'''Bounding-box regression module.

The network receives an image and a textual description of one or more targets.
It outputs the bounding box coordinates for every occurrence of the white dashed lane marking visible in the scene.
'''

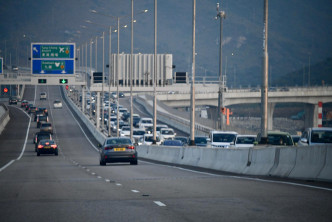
[154,201,166,207]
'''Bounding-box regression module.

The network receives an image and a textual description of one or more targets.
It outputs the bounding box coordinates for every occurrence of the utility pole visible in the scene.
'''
[260,0,269,143]
[189,0,196,146]
[216,2,226,130]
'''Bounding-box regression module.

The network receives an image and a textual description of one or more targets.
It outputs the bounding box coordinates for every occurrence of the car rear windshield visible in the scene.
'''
[133,131,145,135]
[213,134,236,143]
[106,138,132,145]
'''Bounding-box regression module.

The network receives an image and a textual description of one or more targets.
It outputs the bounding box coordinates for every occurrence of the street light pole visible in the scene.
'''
[116,17,120,137]
[189,0,196,146]
[101,31,105,131]
[260,0,269,143]
[216,3,226,131]
[130,0,134,141]
[108,26,112,137]
[152,0,157,144]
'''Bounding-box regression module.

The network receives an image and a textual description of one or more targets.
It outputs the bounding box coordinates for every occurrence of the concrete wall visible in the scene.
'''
[137,145,332,182]
[0,104,10,135]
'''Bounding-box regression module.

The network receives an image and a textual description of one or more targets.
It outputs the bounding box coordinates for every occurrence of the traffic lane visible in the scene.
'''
[90,159,332,221]
[56,92,332,221]
[0,88,180,222]
[0,105,30,167]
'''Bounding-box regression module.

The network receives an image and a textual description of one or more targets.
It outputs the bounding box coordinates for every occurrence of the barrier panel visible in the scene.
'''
[268,147,297,177]
[289,146,327,180]
[242,147,277,176]
[0,104,10,135]
[214,148,249,174]
[317,146,332,181]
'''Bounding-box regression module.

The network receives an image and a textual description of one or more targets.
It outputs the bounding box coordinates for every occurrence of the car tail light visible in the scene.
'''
[38,145,43,149]
[105,146,113,150]
[51,145,57,149]
[45,142,50,145]
[127,146,135,150]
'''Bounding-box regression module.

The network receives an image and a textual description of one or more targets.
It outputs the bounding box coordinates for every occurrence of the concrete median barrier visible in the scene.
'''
[317,146,332,181]
[214,148,249,174]
[242,147,277,176]
[289,146,327,180]
[268,147,297,178]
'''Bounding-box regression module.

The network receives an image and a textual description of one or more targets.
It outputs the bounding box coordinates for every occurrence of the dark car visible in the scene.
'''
[37,139,58,156]
[194,136,209,147]
[99,137,137,166]
[34,132,53,151]
[163,140,183,146]
[9,97,18,105]
[38,107,48,116]
[37,115,49,128]
[21,100,28,108]
[25,103,33,111]
[119,92,125,98]
[175,136,189,146]
[34,110,44,121]
[40,122,53,134]
[28,106,38,114]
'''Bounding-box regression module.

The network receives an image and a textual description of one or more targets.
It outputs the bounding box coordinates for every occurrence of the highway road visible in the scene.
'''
[0,85,332,221]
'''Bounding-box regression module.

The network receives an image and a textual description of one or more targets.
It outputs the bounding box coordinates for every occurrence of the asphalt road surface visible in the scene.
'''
[0,85,332,222]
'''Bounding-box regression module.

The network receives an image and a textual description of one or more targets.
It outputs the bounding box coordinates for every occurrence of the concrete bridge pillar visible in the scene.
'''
[96,92,100,130]
[267,103,276,130]
[304,103,318,129]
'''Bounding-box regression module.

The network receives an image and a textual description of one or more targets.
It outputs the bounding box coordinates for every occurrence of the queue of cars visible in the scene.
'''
[12,92,60,156]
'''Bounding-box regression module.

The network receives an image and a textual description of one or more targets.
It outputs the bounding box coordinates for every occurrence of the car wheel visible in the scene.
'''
[54,149,58,156]
[100,159,106,166]
[130,160,138,165]
[37,151,40,156]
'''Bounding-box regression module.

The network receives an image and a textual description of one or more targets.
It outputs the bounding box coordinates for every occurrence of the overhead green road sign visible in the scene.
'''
[32,44,74,59]
[31,42,75,75]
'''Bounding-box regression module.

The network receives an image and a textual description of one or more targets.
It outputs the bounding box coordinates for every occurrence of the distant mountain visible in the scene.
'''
[0,0,331,88]
[273,57,332,87]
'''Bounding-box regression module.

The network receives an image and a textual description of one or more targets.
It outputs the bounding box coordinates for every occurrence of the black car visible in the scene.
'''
[194,136,209,147]
[37,115,48,128]
[175,136,189,146]
[99,137,137,166]
[34,132,53,151]
[37,139,58,156]
[34,110,44,121]
[38,107,48,116]
[9,97,18,105]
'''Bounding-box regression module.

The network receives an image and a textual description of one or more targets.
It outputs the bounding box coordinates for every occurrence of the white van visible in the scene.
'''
[209,131,238,148]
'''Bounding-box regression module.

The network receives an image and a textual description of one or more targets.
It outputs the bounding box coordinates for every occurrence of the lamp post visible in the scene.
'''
[90,8,148,138]
[216,3,226,131]
[189,0,196,146]
[152,0,157,144]
[260,0,269,143]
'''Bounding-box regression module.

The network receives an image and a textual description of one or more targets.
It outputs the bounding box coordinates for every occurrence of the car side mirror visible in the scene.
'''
[300,138,308,144]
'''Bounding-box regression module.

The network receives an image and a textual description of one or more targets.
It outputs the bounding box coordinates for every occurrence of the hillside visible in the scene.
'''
[0,0,331,87]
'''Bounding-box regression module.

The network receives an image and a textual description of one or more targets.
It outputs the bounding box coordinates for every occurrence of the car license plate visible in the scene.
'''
[114,148,125,151]
[44,146,51,149]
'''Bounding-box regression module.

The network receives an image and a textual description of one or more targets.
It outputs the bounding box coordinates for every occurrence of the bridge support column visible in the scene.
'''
[304,103,318,129]
[267,103,276,131]
[96,92,100,130]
